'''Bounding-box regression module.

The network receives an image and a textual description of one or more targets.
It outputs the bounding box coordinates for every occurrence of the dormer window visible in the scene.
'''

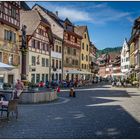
[68,34,70,40]
[85,33,86,39]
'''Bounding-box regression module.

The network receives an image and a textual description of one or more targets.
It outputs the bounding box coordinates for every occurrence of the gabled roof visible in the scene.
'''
[121,38,129,55]
[20,10,53,45]
[74,26,87,36]
[20,10,50,35]
[32,4,63,28]
[38,11,51,26]
[20,1,31,10]
[64,18,73,26]
[74,25,90,42]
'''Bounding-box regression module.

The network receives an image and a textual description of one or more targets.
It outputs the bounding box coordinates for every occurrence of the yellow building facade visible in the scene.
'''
[129,42,135,66]
[81,31,90,72]
[74,26,91,79]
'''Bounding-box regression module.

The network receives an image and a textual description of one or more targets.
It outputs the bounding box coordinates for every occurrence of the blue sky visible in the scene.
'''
[26,1,140,50]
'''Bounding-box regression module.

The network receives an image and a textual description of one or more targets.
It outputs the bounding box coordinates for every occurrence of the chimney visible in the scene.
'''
[56,11,58,16]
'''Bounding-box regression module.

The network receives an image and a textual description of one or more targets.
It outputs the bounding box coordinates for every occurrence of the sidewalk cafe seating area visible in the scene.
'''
[0,92,19,119]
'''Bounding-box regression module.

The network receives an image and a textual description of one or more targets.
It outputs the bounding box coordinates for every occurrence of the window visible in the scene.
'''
[85,33,86,39]
[73,49,76,56]
[82,43,84,49]
[46,74,48,82]
[59,46,61,53]
[12,33,16,42]
[59,74,61,81]
[59,61,61,69]
[56,73,58,80]
[86,44,88,51]
[68,34,70,40]
[46,44,49,51]
[32,56,36,66]
[42,58,45,67]
[35,40,38,48]
[82,54,84,60]
[75,37,77,43]
[72,59,74,65]
[46,58,49,67]
[52,74,54,80]
[4,30,16,42]
[32,39,35,48]
[82,64,83,69]
[66,58,69,63]
[52,59,54,68]
[86,55,88,61]
[67,47,70,54]
[56,45,58,52]
[56,60,58,69]
[42,43,45,51]
[39,28,44,36]
[31,74,35,83]
[36,74,40,83]
[11,8,16,19]
[37,41,40,49]
[126,57,129,62]
[75,60,78,65]
[42,74,45,82]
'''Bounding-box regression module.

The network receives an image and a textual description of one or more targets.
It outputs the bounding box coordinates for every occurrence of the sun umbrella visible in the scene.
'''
[0,62,15,71]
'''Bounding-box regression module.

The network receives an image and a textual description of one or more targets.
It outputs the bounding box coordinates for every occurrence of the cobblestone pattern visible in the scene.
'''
[0,85,140,139]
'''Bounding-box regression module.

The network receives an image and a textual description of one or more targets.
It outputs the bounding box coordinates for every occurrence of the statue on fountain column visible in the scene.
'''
[21,25,27,49]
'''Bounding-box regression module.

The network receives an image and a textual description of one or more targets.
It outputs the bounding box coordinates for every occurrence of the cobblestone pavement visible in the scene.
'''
[0,84,140,139]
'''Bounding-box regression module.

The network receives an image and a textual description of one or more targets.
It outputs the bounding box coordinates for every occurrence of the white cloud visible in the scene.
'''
[26,2,134,25]
[56,7,92,22]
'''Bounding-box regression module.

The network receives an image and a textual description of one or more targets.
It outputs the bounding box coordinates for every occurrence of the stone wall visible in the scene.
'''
[19,90,58,104]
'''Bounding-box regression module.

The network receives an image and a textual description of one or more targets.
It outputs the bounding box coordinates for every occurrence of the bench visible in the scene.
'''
[0,99,18,119]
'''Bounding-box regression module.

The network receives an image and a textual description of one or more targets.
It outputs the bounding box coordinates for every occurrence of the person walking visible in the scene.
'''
[13,79,24,99]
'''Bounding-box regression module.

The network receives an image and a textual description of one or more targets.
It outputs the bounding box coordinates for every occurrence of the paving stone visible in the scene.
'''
[0,84,140,138]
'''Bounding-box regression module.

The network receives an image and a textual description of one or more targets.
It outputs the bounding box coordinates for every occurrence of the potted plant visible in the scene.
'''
[3,83,11,90]
[28,82,39,91]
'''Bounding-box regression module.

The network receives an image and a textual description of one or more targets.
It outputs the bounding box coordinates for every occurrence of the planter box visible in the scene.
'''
[19,90,58,104]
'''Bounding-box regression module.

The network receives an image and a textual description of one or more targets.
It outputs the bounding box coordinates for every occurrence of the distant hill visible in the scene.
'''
[97,47,122,57]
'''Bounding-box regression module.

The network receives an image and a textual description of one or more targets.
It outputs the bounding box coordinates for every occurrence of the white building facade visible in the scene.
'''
[121,39,130,75]
[32,4,64,81]
[51,35,63,81]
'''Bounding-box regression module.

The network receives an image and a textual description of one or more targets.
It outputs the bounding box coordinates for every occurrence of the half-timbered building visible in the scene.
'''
[61,18,82,80]
[20,10,53,84]
[32,4,64,82]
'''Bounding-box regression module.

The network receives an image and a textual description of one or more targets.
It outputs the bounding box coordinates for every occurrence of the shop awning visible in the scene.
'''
[80,71,92,74]
[64,70,92,74]
[64,70,82,74]
[112,73,125,76]
[0,62,15,71]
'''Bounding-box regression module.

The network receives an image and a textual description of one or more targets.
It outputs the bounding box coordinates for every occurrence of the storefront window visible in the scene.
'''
[36,74,40,83]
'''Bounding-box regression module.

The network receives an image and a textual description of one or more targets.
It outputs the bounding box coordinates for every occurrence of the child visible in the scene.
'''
[69,88,76,97]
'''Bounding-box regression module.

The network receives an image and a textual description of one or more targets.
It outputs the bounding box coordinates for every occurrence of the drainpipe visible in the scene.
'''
[49,45,52,83]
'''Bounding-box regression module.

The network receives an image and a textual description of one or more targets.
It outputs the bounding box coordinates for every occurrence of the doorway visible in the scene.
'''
[8,75,14,85]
